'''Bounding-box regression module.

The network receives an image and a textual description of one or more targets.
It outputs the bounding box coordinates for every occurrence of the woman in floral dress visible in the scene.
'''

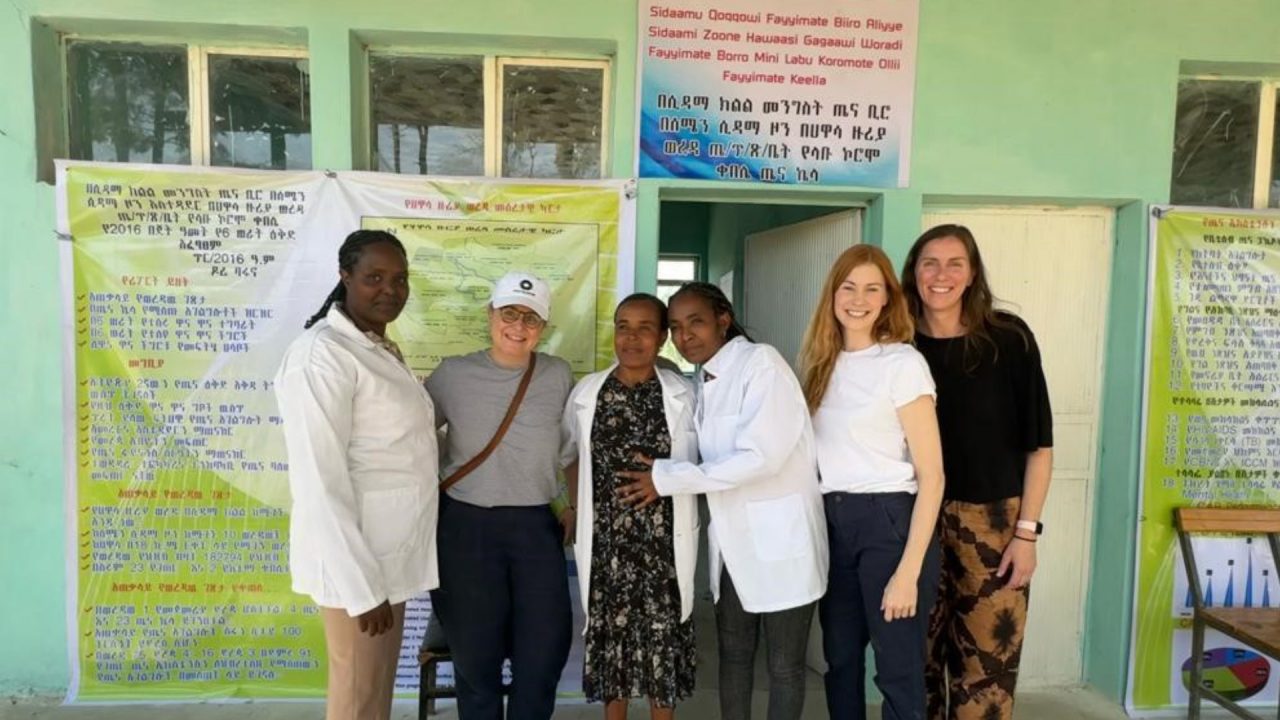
[562,293,699,719]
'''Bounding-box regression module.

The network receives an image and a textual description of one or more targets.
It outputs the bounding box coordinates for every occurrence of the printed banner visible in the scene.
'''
[1127,207,1280,713]
[637,0,918,186]
[57,162,633,702]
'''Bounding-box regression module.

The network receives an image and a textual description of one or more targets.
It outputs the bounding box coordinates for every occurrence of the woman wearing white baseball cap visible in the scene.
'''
[425,270,576,720]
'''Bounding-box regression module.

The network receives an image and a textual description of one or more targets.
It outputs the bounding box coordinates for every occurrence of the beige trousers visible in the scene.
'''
[321,603,407,720]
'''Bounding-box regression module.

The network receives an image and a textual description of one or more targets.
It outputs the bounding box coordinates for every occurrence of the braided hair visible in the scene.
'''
[668,281,752,342]
[304,229,408,329]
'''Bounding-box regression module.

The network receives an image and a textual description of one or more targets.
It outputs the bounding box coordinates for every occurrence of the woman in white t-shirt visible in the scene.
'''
[798,244,945,720]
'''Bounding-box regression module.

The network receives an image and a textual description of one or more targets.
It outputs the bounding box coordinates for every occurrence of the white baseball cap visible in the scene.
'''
[490,271,552,321]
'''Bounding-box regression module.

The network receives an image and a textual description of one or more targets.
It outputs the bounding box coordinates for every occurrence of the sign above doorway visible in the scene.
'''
[636,0,919,188]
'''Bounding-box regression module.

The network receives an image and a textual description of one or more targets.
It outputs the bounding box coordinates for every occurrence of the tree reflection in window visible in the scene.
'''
[209,55,311,170]
[369,55,484,176]
[67,42,190,164]
[502,65,603,179]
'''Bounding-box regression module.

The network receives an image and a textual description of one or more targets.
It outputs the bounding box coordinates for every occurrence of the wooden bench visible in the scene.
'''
[1175,507,1280,720]
[417,647,456,718]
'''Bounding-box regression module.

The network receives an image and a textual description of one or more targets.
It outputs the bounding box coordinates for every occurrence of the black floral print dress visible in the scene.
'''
[583,374,696,706]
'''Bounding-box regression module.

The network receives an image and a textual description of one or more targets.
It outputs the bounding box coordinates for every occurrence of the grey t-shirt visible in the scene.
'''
[425,350,574,507]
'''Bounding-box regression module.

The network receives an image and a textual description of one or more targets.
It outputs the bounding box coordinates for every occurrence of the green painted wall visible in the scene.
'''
[657,201,710,275]
[3,0,1280,700]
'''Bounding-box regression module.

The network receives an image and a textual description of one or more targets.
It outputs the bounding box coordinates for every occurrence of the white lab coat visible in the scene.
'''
[563,366,700,631]
[652,337,828,613]
[274,305,439,616]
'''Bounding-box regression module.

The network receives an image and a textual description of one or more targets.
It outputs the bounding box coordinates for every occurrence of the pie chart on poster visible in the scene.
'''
[1181,647,1271,701]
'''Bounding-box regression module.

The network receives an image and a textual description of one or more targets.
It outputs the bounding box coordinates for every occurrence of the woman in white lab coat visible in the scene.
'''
[274,229,438,720]
[563,293,698,720]
[618,282,828,720]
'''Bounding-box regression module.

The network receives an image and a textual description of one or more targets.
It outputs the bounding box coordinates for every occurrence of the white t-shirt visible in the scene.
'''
[814,342,936,494]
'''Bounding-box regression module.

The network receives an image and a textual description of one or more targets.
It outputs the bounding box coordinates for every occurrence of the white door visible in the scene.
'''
[921,206,1114,688]
[742,209,861,675]
[743,210,861,371]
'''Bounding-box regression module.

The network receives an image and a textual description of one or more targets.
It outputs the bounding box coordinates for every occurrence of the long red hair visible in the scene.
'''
[799,244,914,413]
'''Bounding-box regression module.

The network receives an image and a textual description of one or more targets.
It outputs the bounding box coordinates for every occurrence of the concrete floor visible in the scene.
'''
[0,687,1139,720]
[1,598,1240,720]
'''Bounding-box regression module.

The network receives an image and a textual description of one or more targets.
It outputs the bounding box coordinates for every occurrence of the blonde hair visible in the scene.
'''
[799,244,915,413]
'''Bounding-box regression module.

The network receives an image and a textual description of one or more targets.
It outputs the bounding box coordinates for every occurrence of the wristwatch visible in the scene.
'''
[1016,519,1043,535]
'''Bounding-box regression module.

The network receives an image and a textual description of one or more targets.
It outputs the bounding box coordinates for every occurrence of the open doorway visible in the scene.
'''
[657,197,864,686]
[657,199,865,371]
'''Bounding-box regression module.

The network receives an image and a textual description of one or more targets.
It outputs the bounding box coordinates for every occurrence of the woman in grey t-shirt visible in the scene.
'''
[425,271,575,720]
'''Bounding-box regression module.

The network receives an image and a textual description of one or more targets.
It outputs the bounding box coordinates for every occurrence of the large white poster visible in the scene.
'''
[57,161,632,702]
[1126,207,1280,714]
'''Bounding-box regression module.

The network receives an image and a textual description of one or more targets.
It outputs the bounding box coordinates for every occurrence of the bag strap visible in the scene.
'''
[440,354,537,493]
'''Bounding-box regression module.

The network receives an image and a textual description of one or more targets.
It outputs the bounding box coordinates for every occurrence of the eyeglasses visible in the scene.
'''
[496,306,547,329]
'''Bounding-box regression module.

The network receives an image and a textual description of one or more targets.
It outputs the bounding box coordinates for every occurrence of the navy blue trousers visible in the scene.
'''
[820,492,940,720]
[430,495,572,720]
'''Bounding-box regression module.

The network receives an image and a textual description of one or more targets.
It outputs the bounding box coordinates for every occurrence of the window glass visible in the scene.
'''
[67,41,190,164]
[209,55,311,170]
[502,64,603,179]
[1171,79,1259,208]
[370,55,485,176]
